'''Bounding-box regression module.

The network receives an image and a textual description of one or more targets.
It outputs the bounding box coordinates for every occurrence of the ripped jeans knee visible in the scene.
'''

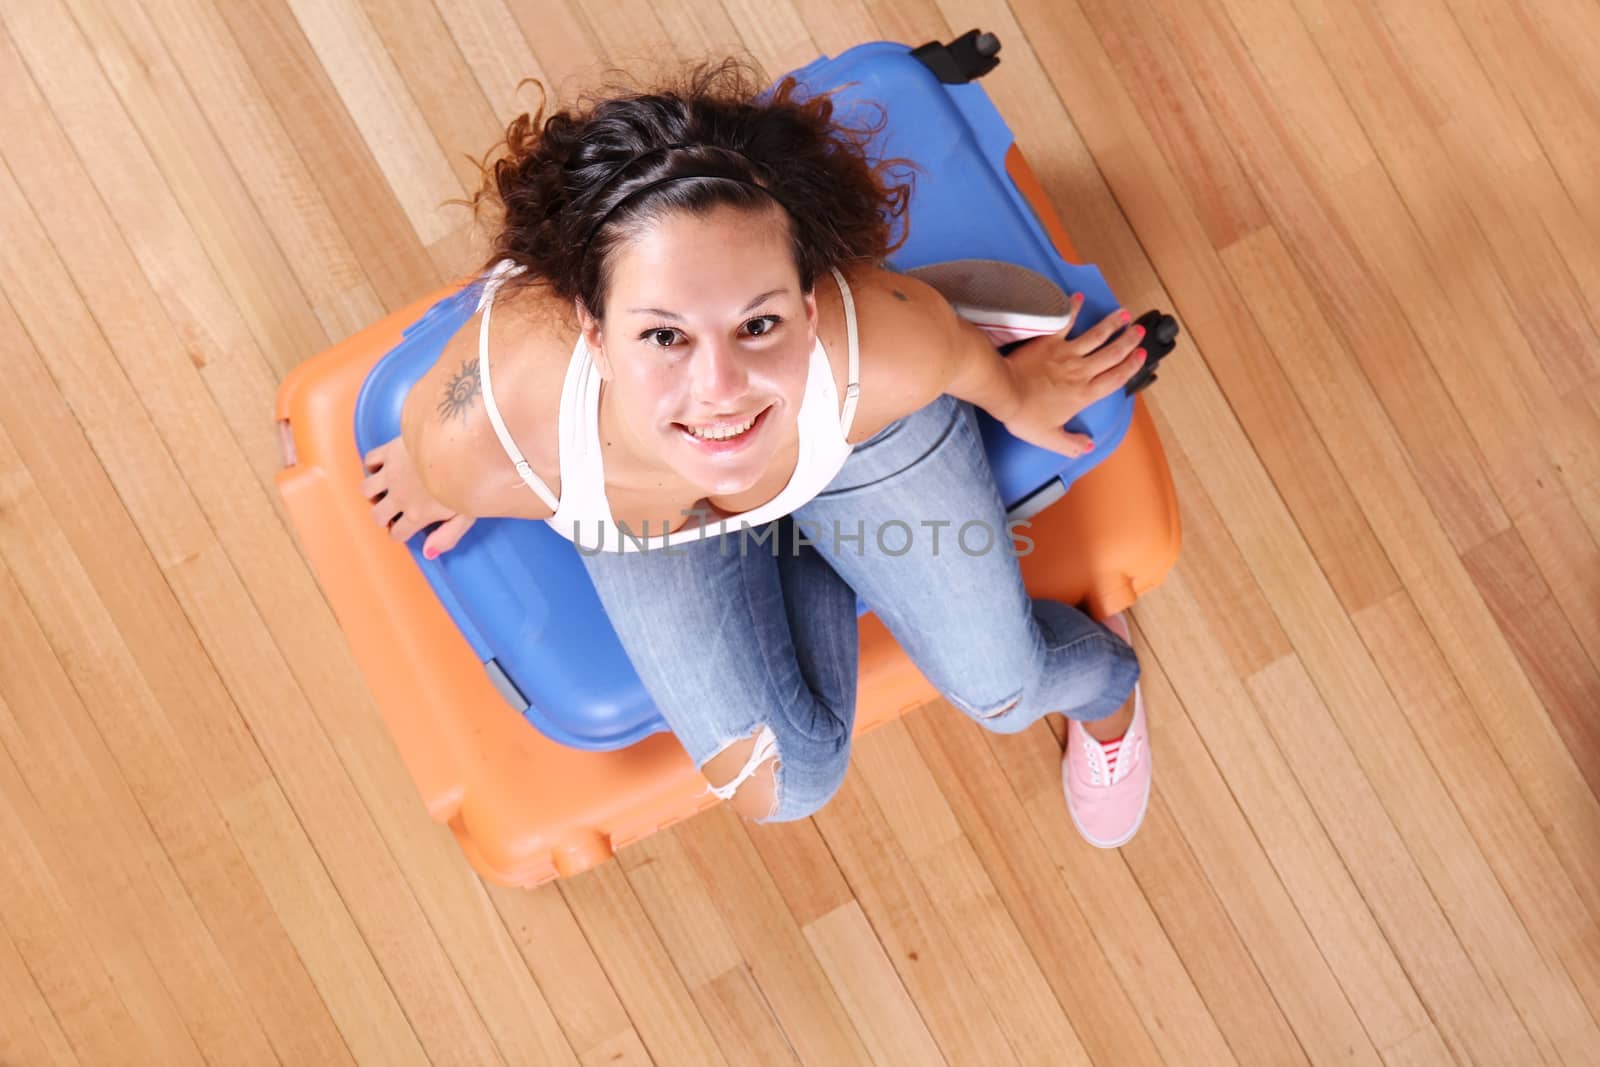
[703,724,781,821]
[701,721,854,823]
[946,688,1038,734]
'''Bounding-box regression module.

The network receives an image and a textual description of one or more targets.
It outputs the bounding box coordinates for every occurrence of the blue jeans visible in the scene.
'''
[579,392,1140,822]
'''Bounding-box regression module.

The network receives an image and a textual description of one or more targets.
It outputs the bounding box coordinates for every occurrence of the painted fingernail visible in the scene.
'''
[424,547,438,560]
[1134,325,1146,338]
[1135,348,1148,360]
[1119,310,1132,324]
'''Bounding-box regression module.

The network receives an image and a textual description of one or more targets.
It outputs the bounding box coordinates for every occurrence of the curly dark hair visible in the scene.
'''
[463,58,914,318]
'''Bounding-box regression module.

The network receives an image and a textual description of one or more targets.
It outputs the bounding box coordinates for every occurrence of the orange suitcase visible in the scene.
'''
[275,34,1181,886]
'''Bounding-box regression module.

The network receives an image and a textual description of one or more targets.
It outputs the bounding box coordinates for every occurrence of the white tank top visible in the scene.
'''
[474,259,861,554]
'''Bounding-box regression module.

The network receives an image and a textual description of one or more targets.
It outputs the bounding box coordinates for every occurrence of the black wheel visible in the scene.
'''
[911,29,1002,84]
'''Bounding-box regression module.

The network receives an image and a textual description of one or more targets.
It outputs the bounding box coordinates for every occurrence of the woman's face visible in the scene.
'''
[582,202,818,498]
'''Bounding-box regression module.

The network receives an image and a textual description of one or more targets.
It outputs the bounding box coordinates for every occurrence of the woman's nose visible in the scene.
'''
[689,340,748,406]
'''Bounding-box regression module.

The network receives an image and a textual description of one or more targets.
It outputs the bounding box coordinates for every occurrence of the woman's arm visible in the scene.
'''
[939,314,1025,423]
[850,269,1144,457]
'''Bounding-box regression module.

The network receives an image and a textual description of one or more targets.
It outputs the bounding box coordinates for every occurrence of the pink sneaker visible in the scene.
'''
[1063,614,1151,849]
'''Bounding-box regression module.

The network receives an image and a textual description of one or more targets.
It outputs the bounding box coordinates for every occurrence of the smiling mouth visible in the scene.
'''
[674,405,772,447]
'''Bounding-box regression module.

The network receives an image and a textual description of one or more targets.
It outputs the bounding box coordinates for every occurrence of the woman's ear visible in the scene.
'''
[575,299,613,381]
[802,286,819,348]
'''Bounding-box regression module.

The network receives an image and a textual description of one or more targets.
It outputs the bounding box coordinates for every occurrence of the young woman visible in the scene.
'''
[361,62,1152,847]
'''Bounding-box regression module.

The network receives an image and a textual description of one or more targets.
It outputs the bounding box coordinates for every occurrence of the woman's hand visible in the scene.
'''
[999,296,1148,458]
[361,435,476,559]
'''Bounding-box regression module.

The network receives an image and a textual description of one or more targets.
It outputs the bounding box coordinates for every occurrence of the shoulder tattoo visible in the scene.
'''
[438,358,482,421]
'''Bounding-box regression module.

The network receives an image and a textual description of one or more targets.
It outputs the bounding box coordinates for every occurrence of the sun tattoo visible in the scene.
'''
[438,358,481,421]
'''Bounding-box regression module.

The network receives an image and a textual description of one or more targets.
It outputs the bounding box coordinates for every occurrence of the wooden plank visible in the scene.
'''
[1045,296,1579,1062]
[1098,0,1512,553]
[1517,0,1600,110]
[1335,140,1594,456]
[812,767,1021,1065]
[1165,432,1308,674]
[694,966,803,1066]
[1556,392,1600,551]
[859,0,949,50]
[504,0,613,100]
[0,297,429,1067]
[674,805,874,1064]
[578,1026,655,1067]
[1217,225,1600,928]
[0,431,363,1067]
[804,901,943,1066]
[1246,654,1588,1064]
[651,0,749,73]
[358,829,582,1063]
[911,832,1092,1065]
[1171,290,1406,623]
[572,0,684,71]
[487,879,641,1062]
[1506,147,1600,347]
[1160,307,1404,624]
[718,0,820,78]
[1274,0,1594,516]
[0,6,297,513]
[432,0,551,126]
[1111,572,1418,1065]
[743,818,856,929]
[0,24,569,1049]
[212,0,446,311]
[850,723,1105,1066]
[0,572,227,1067]
[559,861,730,1065]
[1361,0,1600,394]
[789,0,880,60]
[1581,467,1600,557]
[282,0,466,246]
[0,916,80,1067]
[1462,528,1600,798]
[357,0,509,196]
[1355,588,1600,1028]
[1071,0,1272,250]
[0,100,504,1067]
[0,734,179,1067]
[22,0,332,376]
[1435,0,1600,264]
[0,311,270,804]
[134,0,382,344]
[916,704,1296,1067]
[218,780,437,1066]
[1509,491,1600,704]
[617,830,747,990]
[848,721,964,863]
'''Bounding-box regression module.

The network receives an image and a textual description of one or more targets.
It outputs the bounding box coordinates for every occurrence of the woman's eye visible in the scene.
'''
[744,315,782,337]
[643,328,682,348]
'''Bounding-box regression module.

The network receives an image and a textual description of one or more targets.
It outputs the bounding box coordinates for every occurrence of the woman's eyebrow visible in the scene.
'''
[628,288,789,320]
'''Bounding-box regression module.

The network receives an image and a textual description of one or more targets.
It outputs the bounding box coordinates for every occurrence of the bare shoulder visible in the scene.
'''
[401,286,572,519]
[814,263,963,444]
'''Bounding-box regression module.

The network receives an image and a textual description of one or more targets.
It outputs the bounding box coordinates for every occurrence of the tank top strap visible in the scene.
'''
[827,266,861,437]
[545,334,608,534]
[476,260,561,512]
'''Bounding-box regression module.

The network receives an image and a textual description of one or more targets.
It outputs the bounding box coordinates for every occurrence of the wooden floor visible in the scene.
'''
[2,0,1598,1063]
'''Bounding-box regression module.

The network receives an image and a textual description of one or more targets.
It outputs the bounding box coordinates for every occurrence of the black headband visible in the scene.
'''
[578,144,786,256]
